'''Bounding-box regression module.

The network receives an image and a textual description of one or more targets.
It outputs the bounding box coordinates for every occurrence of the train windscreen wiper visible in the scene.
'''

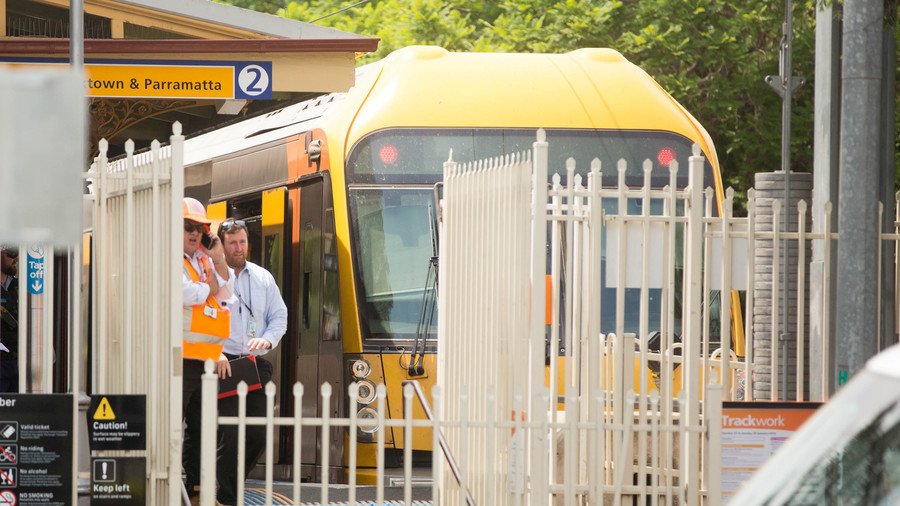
[409,200,439,376]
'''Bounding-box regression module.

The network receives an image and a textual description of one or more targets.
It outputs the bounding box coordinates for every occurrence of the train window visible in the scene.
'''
[345,128,715,190]
[348,187,438,341]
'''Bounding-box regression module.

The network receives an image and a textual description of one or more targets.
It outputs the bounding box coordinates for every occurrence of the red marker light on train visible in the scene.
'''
[379,144,399,165]
[657,147,676,166]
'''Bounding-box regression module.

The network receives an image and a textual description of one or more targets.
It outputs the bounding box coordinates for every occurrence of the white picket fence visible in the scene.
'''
[86,123,185,505]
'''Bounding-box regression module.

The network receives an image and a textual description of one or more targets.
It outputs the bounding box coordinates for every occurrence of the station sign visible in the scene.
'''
[720,401,821,502]
[0,57,272,100]
[90,457,145,504]
[87,395,146,451]
[25,246,43,295]
[0,394,73,506]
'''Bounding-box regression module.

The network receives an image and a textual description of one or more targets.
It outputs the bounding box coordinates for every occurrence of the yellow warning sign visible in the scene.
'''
[93,397,116,420]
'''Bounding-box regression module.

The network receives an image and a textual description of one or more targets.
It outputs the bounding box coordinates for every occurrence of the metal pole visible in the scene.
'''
[810,0,841,400]
[42,246,53,391]
[70,3,88,501]
[879,3,898,352]
[835,0,884,383]
[17,245,26,392]
[765,0,804,400]
[780,0,792,401]
[70,0,83,69]
[27,245,48,393]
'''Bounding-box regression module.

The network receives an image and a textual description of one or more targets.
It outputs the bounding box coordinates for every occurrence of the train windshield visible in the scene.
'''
[346,128,714,342]
[348,187,438,341]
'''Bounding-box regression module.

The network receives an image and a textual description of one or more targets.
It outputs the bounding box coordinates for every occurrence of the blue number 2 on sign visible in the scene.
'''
[245,67,263,93]
[235,63,272,99]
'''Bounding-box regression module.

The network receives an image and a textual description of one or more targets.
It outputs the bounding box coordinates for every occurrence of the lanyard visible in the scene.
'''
[236,270,254,318]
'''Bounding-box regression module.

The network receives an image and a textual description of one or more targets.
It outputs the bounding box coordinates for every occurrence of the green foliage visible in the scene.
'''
[218,0,899,210]
[213,0,287,15]
[611,1,818,197]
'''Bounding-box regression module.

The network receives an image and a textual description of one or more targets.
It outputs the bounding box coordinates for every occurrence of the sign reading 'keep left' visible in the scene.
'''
[91,457,145,504]
[0,58,273,100]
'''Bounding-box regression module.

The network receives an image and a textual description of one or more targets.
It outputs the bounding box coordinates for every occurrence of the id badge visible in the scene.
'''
[204,305,218,319]
[247,319,257,338]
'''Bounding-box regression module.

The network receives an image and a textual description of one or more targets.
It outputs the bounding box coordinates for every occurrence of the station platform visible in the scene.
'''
[242,480,432,505]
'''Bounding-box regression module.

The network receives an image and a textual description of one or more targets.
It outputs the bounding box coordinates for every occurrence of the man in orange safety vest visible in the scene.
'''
[181,197,234,502]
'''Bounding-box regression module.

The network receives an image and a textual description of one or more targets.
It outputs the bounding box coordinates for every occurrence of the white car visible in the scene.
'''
[730,343,900,505]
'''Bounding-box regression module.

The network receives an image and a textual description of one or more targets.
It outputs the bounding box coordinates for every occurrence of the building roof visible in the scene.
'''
[0,37,378,55]
[116,0,367,40]
[0,0,378,157]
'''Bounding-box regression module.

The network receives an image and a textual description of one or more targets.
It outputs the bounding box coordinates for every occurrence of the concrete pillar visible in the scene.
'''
[835,0,884,384]
[752,172,812,401]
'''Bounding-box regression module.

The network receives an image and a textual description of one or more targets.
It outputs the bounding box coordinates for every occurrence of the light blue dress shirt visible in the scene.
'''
[223,261,288,356]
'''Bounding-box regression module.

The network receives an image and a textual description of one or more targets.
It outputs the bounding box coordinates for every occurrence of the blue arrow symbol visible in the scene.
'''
[31,280,42,293]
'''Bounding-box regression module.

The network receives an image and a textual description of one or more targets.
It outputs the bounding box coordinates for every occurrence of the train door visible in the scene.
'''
[297,173,344,482]
[259,189,291,434]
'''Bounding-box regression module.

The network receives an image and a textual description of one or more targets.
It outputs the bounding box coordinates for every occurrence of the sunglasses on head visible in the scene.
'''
[220,218,246,232]
[184,221,208,234]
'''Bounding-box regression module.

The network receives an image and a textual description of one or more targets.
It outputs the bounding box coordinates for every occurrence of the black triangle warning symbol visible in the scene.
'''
[93,397,116,420]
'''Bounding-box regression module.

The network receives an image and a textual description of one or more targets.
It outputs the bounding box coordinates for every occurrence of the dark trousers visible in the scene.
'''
[216,355,274,504]
[182,359,206,496]
[0,356,17,393]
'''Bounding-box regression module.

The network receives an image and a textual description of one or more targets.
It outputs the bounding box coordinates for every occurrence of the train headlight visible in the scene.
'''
[357,406,379,434]
[351,359,371,379]
[355,380,377,404]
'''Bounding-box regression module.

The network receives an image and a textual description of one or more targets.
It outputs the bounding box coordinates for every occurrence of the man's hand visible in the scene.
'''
[247,338,271,352]
[204,234,224,260]
[216,353,231,379]
[205,235,229,281]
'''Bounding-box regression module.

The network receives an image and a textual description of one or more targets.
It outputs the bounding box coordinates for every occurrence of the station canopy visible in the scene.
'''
[0,0,378,156]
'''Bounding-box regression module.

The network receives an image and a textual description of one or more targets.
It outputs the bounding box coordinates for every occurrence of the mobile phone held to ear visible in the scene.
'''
[200,232,215,249]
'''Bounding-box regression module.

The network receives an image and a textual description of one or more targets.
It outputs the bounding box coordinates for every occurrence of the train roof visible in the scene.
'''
[331,46,715,159]
[183,92,344,167]
[183,46,717,167]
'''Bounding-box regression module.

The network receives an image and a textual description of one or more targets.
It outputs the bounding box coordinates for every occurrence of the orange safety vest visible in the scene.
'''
[183,256,230,361]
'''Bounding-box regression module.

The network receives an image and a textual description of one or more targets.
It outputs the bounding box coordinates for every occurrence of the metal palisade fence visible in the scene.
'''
[441,130,721,505]
[87,123,185,505]
[438,130,890,504]
[438,148,534,505]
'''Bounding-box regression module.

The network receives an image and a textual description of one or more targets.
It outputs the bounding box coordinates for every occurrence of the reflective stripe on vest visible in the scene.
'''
[183,257,230,361]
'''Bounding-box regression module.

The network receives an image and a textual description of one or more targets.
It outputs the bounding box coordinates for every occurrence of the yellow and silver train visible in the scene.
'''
[181,45,738,482]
